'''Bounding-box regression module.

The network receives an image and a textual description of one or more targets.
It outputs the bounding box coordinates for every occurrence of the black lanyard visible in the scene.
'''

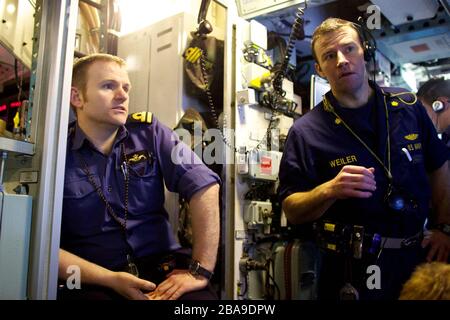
[76,143,139,276]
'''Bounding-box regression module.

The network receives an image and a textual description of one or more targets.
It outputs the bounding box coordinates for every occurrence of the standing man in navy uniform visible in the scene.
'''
[279,18,450,299]
[59,53,220,300]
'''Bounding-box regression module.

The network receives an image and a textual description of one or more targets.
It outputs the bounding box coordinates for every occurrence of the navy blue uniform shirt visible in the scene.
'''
[443,126,450,152]
[61,112,220,270]
[279,82,449,238]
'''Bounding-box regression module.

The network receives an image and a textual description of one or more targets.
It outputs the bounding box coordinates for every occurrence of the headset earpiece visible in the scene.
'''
[363,40,376,62]
[432,100,444,113]
[354,18,376,62]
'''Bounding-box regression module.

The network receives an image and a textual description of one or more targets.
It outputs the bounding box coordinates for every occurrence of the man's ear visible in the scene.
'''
[70,87,83,108]
[315,62,325,79]
[437,96,450,110]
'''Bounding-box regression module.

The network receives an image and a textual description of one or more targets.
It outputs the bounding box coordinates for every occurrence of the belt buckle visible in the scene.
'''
[400,231,423,248]
[400,236,418,248]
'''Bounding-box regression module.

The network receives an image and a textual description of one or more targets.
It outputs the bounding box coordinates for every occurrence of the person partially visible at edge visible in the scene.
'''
[58,53,220,300]
[399,262,450,300]
[417,77,450,150]
[278,18,450,300]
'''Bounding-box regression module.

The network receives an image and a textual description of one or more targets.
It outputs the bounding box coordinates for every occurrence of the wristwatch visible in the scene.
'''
[189,260,213,280]
[435,223,450,237]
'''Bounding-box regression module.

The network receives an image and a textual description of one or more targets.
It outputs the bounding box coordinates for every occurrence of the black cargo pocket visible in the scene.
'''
[393,142,426,181]
[391,141,428,215]
[63,175,104,236]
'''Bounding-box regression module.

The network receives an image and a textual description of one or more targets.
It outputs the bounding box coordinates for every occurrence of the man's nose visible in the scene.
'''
[115,87,128,100]
[336,50,349,67]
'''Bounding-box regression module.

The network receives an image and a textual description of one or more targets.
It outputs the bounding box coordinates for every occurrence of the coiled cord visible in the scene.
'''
[199,50,239,153]
[272,4,307,96]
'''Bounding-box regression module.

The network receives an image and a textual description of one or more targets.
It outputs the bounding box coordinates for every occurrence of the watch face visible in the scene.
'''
[189,260,213,279]
[189,261,199,275]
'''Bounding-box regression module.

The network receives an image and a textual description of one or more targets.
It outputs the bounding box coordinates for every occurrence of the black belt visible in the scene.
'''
[121,249,191,283]
[368,232,422,249]
[313,221,423,259]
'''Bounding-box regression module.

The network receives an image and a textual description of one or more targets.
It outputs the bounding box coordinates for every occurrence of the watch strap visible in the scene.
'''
[435,223,450,236]
[189,259,213,280]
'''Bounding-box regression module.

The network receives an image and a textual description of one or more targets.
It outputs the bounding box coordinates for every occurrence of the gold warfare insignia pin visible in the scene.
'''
[404,133,419,141]
[125,150,152,166]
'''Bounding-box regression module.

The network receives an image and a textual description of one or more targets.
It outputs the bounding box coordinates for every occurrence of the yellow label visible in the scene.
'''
[324,223,336,232]
[249,71,271,89]
[327,243,337,251]
[407,143,422,151]
[13,111,20,128]
[329,155,358,168]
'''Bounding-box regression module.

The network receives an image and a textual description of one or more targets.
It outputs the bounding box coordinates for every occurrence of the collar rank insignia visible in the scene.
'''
[128,111,153,124]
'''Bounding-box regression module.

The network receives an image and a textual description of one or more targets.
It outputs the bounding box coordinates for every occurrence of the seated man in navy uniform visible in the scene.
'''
[279,18,450,300]
[58,53,220,300]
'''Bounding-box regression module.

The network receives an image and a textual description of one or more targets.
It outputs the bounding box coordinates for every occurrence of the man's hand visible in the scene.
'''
[108,272,156,300]
[422,230,450,262]
[327,165,376,199]
[146,269,208,300]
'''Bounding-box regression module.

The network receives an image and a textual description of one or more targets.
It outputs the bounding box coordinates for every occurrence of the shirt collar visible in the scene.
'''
[444,125,450,136]
[71,122,129,151]
[326,81,380,111]
[71,122,89,151]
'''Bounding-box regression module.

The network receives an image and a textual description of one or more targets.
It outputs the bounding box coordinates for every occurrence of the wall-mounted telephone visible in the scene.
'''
[196,0,213,36]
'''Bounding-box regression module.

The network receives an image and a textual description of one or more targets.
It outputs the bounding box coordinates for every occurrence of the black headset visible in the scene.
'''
[353,17,377,62]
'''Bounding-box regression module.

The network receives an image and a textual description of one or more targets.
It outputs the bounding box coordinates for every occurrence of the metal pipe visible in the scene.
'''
[0,151,7,189]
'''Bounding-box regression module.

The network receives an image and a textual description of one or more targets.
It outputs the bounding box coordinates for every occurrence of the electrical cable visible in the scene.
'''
[199,51,238,154]
[198,3,306,157]
[272,4,306,96]
[14,59,24,101]
[267,259,281,300]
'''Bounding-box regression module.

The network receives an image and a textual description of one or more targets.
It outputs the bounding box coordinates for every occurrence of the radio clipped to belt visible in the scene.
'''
[313,221,382,259]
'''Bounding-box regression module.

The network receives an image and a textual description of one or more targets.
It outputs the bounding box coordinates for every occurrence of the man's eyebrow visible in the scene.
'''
[100,78,118,83]
[99,79,131,86]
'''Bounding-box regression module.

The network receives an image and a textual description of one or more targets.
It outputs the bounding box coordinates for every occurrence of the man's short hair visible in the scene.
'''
[399,262,450,300]
[72,53,126,96]
[417,78,450,106]
[311,18,362,63]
